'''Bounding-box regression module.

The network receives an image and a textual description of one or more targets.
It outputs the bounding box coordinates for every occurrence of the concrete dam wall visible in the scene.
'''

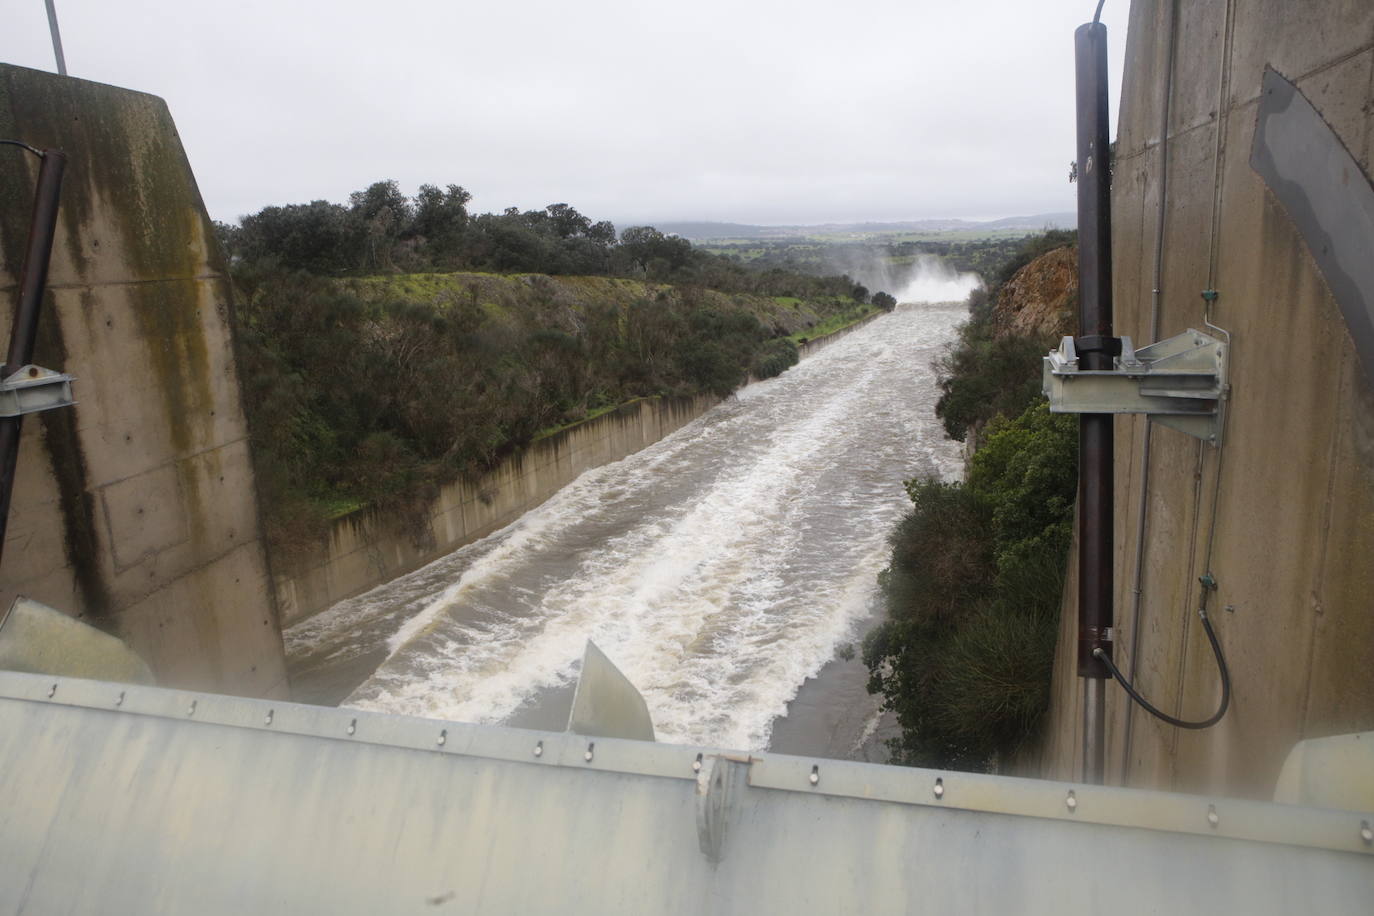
[1038,0,1374,798]
[0,65,288,697]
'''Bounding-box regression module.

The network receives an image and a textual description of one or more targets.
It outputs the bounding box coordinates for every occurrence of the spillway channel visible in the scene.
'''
[286,301,965,752]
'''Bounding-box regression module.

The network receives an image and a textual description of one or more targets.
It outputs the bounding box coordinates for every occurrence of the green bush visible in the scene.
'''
[934,322,1048,442]
[751,338,800,379]
[865,401,1077,770]
[933,230,1077,443]
[886,478,994,621]
[968,403,1078,575]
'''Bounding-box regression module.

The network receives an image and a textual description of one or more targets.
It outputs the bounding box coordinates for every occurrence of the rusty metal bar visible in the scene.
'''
[1074,21,1114,784]
[0,147,67,570]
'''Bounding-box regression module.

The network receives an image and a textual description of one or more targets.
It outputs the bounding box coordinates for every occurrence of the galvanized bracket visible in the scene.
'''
[0,364,75,418]
[1043,328,1227,444]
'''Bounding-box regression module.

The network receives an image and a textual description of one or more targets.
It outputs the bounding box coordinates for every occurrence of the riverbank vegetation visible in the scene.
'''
[865,230,1078,770]
[223,180,896,557]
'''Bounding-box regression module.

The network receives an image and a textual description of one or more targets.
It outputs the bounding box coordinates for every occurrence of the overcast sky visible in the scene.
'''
[3,0,1127,228]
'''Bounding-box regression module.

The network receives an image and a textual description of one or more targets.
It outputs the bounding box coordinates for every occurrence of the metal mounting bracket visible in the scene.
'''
[0,364,75,418]
[696,755,749,864]
[1043,329,1227,444]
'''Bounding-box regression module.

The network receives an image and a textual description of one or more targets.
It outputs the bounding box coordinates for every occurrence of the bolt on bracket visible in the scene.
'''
[0,364,75,418]
[1043,328,1227,444]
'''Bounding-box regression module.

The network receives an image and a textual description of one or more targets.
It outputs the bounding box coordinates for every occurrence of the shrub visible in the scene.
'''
[866,401,1077,770]
[933,230,1077,443]
[751,338,800,379]
[934,322,1048,442]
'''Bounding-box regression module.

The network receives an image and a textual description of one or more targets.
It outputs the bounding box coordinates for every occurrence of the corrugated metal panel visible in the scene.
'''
[0,671,1369,914]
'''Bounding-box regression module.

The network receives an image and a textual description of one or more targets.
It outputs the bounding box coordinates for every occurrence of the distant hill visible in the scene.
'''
[655,213,1076,241]
[977,212,1077,230]
[647,221,774,239]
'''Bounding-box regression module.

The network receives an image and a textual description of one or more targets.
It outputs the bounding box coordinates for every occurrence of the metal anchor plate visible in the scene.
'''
[1043,329,1227,443]
[0,364,75,418]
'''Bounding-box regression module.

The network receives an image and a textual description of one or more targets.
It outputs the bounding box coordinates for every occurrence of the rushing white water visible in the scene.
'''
[895,254,982,304]
[285,301,965,750]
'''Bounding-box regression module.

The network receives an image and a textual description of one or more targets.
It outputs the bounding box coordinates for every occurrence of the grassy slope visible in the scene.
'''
[345,272,857,339]
[241,270,869,553]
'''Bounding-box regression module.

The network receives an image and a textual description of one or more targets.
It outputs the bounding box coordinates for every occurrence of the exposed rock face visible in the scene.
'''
[992,245,1077,339]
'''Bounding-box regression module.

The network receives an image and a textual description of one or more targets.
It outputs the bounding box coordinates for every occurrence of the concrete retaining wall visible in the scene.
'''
[0,65,287,697]
[1037,0,1374,798]
[274,395,718,627]
[796,309,883,359]
[275,310,888,628]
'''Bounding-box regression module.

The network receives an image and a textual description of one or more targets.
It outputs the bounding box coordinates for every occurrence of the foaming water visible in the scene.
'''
[896,254,982,304]
[286,302,965,750]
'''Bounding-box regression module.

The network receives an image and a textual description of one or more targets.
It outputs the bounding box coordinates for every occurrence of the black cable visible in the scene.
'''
[1093,608,1231,729]
[0,139,45,158]
[1093,0,1107,24]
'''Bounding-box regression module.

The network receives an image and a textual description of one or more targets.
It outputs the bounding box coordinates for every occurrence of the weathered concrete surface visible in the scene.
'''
[1039,0,1374,797]
[0,65,287,698]
[274,394,719,627]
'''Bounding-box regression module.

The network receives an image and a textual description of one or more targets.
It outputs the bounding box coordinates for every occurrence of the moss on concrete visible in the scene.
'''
[131,279,215,455]
[32,299,112,623]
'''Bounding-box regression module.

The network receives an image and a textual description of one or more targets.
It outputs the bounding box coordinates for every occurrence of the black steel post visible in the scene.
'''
[1074,22,1114,783]
[0,149,67,571]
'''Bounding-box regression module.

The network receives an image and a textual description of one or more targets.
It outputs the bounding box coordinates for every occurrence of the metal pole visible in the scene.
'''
[0,149,67,571]
[1074,21,1114,784]
[44,0,68,76]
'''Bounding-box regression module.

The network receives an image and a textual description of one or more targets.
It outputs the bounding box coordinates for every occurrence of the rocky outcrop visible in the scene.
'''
[992,245,1077,339]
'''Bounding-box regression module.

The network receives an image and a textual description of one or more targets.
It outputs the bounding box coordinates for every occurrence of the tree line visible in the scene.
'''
[215,179,880,304]
[222,180,898,558]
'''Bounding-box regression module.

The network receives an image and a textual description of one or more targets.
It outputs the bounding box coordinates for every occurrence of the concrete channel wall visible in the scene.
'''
[0,65,288,697]
[275,310,885,628]
[1038,0,1374,798]
[274,395,718,627]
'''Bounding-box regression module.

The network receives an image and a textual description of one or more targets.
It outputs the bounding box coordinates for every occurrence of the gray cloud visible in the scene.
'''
[3,0,1127,226]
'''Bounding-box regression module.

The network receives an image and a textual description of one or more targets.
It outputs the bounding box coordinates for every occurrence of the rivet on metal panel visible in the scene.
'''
[809,765,820,786]
[933,777,945,799]
[1359,821,1371,845]
[584,742,595,762]
[437,729,447,747]
[264,710,274,726]
[46,682,56,698]
[1066,790,1078,812]
[115,691,124,707]
[533,740,543,758]
[1207,805,1220,827]
[187,700,197,717]
[693,752,703,773]
[347,718,356,736]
